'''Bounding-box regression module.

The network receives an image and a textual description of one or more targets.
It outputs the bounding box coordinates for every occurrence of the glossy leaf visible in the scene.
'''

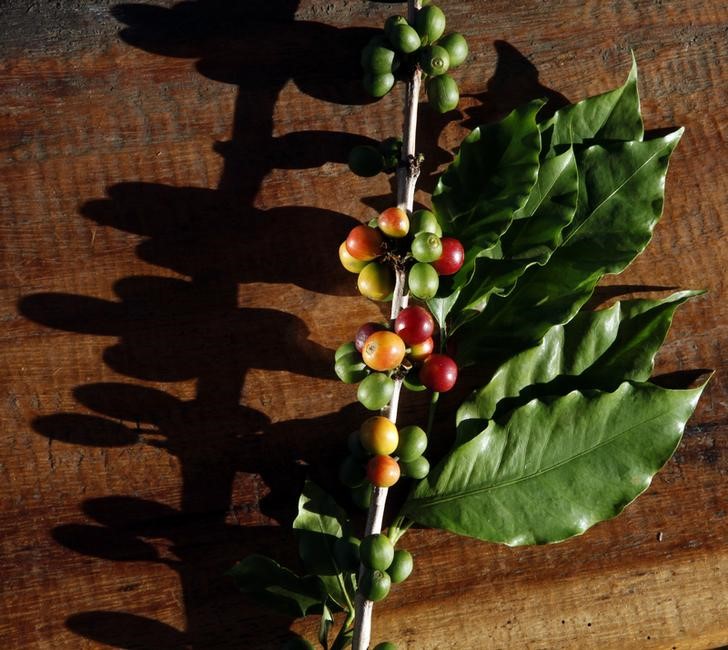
[540,55,643,158]
[228,554,324,617]
[456,129,683,363]
[456,291,702,442]
[404,381,705,545]
[432,100,542,250]
[452,148,578,321]
[293,480,354,610]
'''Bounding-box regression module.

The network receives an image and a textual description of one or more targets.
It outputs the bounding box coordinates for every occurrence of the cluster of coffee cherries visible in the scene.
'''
[340,416,430,510]
[334,530,414,609]
[335,303,458,410]
[338,206,465,301]
[360,4,468,113]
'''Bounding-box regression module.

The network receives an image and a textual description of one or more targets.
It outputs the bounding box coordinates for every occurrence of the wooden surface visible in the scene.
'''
[1,1,726,648]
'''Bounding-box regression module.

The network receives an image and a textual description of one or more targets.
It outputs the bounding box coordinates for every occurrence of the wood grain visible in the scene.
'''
[0,1,726,648]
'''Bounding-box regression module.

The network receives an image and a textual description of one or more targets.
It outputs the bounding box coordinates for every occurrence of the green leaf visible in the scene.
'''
[228,554,324,617]
[432,100,542,250]
[456,291,702,440]
[404,381,705,545]
[540,54,643,157]
[293,480,354,610]
[456,129,683,362]
[452,148,578,321]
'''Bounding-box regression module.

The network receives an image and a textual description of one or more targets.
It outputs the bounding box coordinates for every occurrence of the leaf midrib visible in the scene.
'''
[409,408,666,510]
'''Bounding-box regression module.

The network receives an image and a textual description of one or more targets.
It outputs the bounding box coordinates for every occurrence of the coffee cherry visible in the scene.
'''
[431,237,465,275]
[358,262,395,301]
[412,232,443,263]
[346,225,384,261]
[360,416,399,456]
[373,643,397,650]
[358,372,395,411]
[384,15,408,40]
[355,322,387,353]
[420,45,450,77]
[361,39,399,75]
[281,637,314,650]
[339,241,369,273]
[388,549,414,583]
[363,72,396,98]
[400,455,430,479]
[395,425,428,462]
[378,207,410,238]
[388,23,421,54]
[335,341,357,361]
[367,455,401,487]
[360,533,394,571]
[408,336,434,362]
[426,74,459,113]
[348,429,369,458]
[410,209,442,236]
[379,137,403,172]
[438,32,468,67]
[339,454,367,488]
[414,4,446,45]
[362,331,406,371]
[348,145,384,177]
[408,262,439,299]
[351,481,372,509]
[335,351,369,384]
[420,353,458,392]
[394,305,435,345]
[359,568,391,602]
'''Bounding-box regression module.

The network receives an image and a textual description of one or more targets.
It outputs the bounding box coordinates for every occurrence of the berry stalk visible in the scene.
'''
[352,2,422,648]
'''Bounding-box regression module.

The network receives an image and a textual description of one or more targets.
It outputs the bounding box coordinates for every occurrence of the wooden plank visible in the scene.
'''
[0,0,726,648]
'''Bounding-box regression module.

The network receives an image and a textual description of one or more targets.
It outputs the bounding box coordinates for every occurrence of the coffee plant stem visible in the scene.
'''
[352,2,422,648]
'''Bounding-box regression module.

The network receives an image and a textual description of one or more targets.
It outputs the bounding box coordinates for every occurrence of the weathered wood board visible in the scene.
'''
[0,1,726,648]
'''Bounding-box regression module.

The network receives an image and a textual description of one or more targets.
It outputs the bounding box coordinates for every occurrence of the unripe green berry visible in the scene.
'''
[408,262,439,299]
[401,455,430,479]
[426,74,459,113]
[351,481,372,509]
[411,209,442,236]
[412,231,443,263]
[420,45,450,76]
[388,549,414,584]
[361,40,399,75]
[384,15,408,40]
[334,351,369,384]
[359,568,391,602]
[363,72,396,98]
[374,644,397,650]
[281,637,314,650]
[358,372,395,410]
[388,23,421,54]
[339,454,366,488]
[414,5,446,45]
[395,425,428,462]
[335,341,357,361]
[438,32,469,68]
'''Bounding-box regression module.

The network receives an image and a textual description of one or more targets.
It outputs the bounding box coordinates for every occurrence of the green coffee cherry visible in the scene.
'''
[395,425,428,462]
[420,45,450,76]
[438,32,468,67]
[348,145,384,177]
[414,4,446,45]
[361,40,399,75]
[403,373,427,392]
[388,23,421,54]
[348,429,369,458]
[412,232,443,263]
[358,372,395,410]
[409,262,439,299]
[384,15,408,40]
[359,569,391,602]
[401,455,430,479]
[360,533,394,571]
[411,209,442,236]
[374,644,397,650]
[335,341,357,361]
[388,549,414,584]
[364,72,396,98]
[335,351,369,384]
[339,454,367,488]
[426,74,459,113]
